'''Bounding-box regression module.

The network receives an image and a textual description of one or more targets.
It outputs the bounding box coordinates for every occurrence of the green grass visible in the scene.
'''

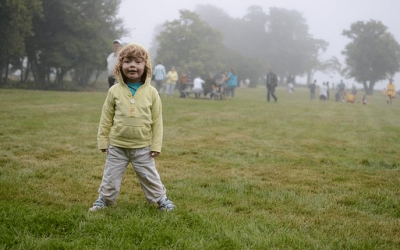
[0,86,399,249]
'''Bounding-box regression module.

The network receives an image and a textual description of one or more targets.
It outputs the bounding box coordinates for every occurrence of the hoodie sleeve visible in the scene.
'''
[150,89,163,152]
[97,90,115,149]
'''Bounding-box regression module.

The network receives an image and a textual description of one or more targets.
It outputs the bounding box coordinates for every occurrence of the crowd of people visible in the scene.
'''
[307,79,397,105]
[150,61,239,100]
[107,40,397,105]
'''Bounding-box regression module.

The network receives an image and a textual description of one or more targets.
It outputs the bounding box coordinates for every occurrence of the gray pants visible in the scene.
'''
[97,145,166,205]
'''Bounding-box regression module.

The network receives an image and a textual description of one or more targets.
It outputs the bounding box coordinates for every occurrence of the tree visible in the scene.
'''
[194,5,267,86]
[156,10,224,76]
[307,56,342,84]
[25,0,125,88]
[265,8,328,83]
[342,20,400,95]
[0,0,42,85]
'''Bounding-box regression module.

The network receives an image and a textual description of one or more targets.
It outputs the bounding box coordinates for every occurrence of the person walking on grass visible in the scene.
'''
[266,68,278,102]
[89,43,175,212]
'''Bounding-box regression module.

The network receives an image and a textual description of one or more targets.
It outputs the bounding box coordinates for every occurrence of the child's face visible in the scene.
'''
[122,57,145,83]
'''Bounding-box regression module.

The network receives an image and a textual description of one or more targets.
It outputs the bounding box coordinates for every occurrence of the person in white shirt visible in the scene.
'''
[192,76,205,99]
[106,39,122,88]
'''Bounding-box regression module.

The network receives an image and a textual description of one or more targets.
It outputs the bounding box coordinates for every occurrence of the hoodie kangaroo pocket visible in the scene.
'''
[117,125,150,139]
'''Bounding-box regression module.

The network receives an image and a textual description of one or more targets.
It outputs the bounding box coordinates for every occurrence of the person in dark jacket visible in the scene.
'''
[266,68,278,102]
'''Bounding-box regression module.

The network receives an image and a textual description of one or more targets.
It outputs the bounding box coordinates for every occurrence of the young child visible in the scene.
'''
[89,43,175,212]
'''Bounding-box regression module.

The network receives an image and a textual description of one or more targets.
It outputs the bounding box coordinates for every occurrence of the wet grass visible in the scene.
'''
[1,87,399,249]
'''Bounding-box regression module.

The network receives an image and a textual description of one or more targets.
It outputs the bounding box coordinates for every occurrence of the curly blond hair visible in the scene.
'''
[113,43,153,83]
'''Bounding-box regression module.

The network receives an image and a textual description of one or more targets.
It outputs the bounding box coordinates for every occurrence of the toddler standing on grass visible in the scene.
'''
[89,43,175,212]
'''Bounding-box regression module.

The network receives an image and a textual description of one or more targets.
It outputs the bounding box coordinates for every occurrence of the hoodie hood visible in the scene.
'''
[113,43,153,86]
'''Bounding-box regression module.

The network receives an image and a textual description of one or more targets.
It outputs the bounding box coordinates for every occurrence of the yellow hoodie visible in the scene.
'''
[97,44,163,152]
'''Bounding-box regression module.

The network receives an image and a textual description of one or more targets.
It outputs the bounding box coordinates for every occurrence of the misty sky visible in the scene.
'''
[118,0,400,89]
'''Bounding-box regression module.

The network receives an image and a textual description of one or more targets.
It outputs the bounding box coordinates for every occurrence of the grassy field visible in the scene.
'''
[0,85,399,249]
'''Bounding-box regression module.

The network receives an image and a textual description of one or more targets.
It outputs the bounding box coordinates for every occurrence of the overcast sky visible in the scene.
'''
[118,0,400,89]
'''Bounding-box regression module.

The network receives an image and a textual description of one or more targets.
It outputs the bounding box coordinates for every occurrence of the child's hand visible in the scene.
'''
[150,151,160,158]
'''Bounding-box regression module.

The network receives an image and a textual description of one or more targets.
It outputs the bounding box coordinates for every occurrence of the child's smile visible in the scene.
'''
[122,57,145,82]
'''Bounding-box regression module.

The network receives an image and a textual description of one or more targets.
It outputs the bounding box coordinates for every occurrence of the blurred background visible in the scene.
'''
[1,0,399,93]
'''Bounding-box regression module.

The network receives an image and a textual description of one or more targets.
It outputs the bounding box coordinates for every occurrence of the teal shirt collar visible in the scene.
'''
[126,82,142,96]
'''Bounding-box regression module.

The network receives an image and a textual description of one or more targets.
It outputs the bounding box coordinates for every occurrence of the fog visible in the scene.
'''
[118,0,400,90]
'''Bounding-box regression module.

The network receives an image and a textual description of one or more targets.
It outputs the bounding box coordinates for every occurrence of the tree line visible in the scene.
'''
[0,0,125,89]
[1,2,399,94]
[154,5,400,94]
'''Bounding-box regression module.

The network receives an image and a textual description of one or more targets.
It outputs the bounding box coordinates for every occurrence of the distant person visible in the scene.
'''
[245,78,250,87]
[226,68,237,99]
[326,81,330,100]
[185,66,192,85]
[361,94,368,105]
[203,73,216,98]
[165,66,178,97]
[287,74,294,94]
[214,70,223,85]
[386,80,396,105]
[219,72,228,93]
[346,93,356,104]
[179,72,188,98]
[338,80,346,101]
[266,68,278,102]
[319,82,328,101]
[153,60,166,94]
[89,43,175,212]
[106,39,122,88]
[308,80,316,101]
[192,75,205,99]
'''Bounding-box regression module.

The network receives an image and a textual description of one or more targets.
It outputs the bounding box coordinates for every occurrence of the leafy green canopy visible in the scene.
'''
[0,0,42,85]
[0,0,126,88]
[342,20,400,94]
[156,10,224,77]
[193,5,328,85]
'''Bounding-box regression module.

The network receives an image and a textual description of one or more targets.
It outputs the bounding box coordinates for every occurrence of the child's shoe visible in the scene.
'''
[158,197,175,211]
[88,198,107,212]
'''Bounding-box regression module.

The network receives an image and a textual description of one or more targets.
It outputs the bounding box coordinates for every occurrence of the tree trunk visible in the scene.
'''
[90,69,102,87]
[23,60,30,82]
[4,56,9,85]
[368,81,375,95]
[362,81,375,95]
[362,81,368,94]
[306,70,314,85]
[56,68,66,87]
